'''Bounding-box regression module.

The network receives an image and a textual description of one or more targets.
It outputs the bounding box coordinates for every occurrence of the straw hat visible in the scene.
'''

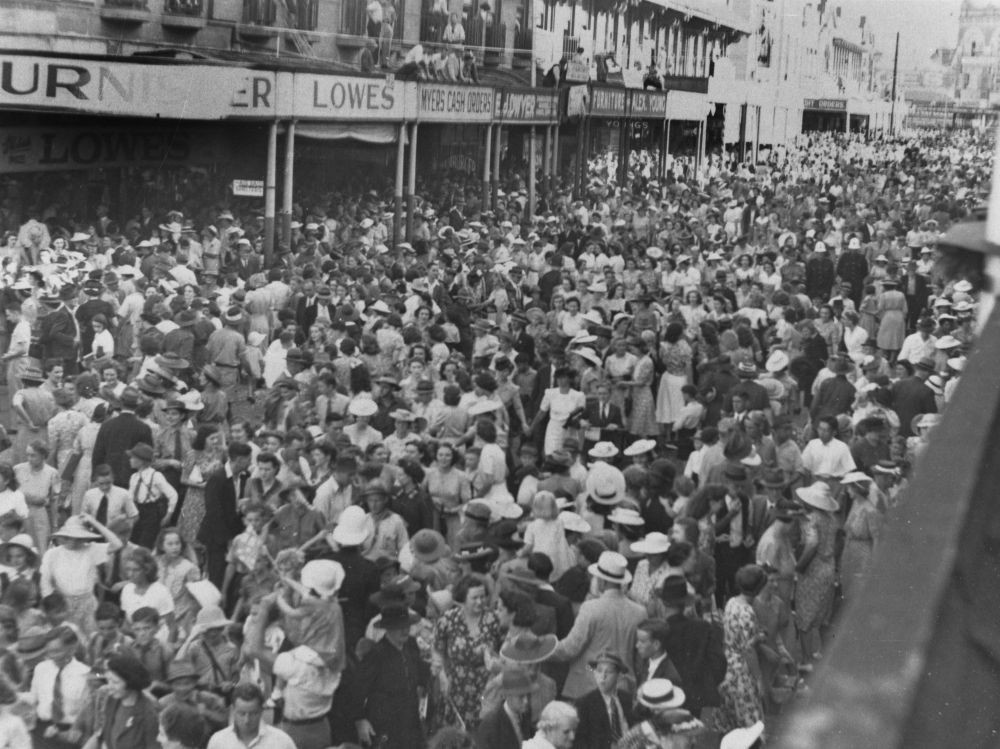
[637,678,686,710]
[559,511,591,534]
[410,529,450,564]
[608,507,644,526]
[795,482,839,513]
[721,722,765,749]
[190,606,232,635]
[587,441,619,460]
[500,632,558,664]
[585,462,626,505]
[623,439,656,457]
[348,398,378,417]
[296,560,346,600]
[588,550,632,584]
[0,534,38,564]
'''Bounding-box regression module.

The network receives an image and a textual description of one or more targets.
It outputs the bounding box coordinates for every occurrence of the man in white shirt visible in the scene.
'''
[898,317,938,365]
[81,465,139,528]
[28,626,91,746]
[635,620,682,687]
[801,415,856,481]
[208,683,295,749]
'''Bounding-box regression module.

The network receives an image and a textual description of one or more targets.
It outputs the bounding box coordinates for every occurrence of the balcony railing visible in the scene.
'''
[165,0,203,16]
[104,0,148,8]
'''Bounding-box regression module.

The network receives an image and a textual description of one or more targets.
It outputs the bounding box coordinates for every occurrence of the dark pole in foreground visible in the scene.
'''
[889,31,900,133]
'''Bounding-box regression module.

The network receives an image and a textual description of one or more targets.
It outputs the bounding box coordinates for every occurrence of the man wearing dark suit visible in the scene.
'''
[295,279,320,336]
[75,281,116,357]
[660,578,726,718]
[891,359,938,439]
[581,382,623,453]
[38,287,81,373]
[572,651,634,749]
[91,387,154,489]
[477,668,536,749]
[197,442,254,589]
[635,619,684,688]
[234,240,261,282]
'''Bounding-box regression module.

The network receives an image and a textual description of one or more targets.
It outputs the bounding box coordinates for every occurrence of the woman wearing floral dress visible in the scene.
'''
[839,473,884,602]
[68,403,108,514]
[432,573,503,732]
[714,564,767,733]
[793,482,839,665]
[178,426,224,547]
[625,338,658,438]
[47,389,88,511]
[655,322,693,439]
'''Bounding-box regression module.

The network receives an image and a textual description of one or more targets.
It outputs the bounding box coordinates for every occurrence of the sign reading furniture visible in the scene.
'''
[0,55,275,119]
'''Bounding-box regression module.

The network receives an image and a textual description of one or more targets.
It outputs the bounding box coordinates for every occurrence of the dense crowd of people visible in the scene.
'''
[0,126,990,749]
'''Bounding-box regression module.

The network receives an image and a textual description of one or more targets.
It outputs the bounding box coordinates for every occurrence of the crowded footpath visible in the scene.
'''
[0,127,988,749]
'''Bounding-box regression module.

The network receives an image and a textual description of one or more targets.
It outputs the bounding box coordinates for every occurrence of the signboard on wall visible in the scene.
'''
[0,126,232,173]
[232,179,264,197]
[628,90,668,119]
[292,75,411,120]
[417,84,493,122]
[0,55,275,119]
[494,89,558,123]
[589,86,626,117]
[565,60,590,83]
[803,98,847,111]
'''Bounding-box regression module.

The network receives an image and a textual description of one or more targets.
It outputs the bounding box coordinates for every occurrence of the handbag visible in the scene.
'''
[61,451,83,482]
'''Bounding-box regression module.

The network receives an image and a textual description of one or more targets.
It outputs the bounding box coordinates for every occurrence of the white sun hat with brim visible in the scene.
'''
[607,507,644,526]
[720,721,765,749]
[330,506,371,547]
[585,462,626,505]
[587,441,619,460]
[795,481,839,513]
[841,471,873,486]
[348,398,378,417]
[636,678,686,710]
[630,532,671,556]
[623,439,656,456]
[559,511,591,534]
[588,550,632,585]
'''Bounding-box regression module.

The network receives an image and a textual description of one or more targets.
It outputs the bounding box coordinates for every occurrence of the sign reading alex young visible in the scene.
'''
[418,84,493,122]
[0,55,274,119]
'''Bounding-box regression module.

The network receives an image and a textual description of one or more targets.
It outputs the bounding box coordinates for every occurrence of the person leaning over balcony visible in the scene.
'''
[443,12,465,47]
[365,0,383,39]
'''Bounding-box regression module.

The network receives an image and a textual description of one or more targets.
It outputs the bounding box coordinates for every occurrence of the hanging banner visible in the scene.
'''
[417,83,493,122]
[0,54,275,119]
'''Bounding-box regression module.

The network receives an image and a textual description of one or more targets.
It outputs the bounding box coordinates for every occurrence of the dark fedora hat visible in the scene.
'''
[375,604,420,630]
[659,576,693,606]
[587,650,630,674]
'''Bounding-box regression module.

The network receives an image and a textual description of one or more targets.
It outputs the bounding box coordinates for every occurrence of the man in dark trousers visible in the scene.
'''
[91,387,153,489]
[581,382,623,454]
[659,577,726,719]
[355,605,429,749]
[198,442,254,588]
[38,285,81,374]
[75,279,116,357]
[572,651,634,749]
[477,667,538,749]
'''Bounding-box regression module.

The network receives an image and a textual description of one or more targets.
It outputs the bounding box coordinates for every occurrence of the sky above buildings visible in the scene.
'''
[837,0,962,68]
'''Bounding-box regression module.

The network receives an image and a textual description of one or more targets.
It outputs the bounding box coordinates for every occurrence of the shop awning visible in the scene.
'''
[667,90,712,121]
[290,122,402,144]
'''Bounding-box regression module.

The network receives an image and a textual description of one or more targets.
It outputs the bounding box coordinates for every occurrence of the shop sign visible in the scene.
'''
[0,55,274,119]
[0,126,227,173]
[803,98,847,111]
[495,89,557,123]
[589,86,626,117]
[417,84,493,122]
[629,90,667,119]
[232,179,265,197]
[293,74,410,120]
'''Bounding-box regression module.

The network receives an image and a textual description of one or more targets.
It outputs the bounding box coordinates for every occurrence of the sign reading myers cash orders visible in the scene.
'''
[0,55,274,119]
[295,74,410,120]
[494,89,557,123]
[418,84,493,122]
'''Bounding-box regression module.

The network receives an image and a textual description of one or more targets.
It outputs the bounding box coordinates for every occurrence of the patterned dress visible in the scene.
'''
[714,595,764,733]
[840,498,883,601]
[178,450,224,546]
[655,339,692,425]
[628,355,658,437]
[432,606,503,730]
[794,511,838,632]
[47,407,88,483]
[69,421,102,513]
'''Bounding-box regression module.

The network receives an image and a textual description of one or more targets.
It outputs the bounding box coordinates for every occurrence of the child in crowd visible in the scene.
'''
[130,606,172,693]
[154,527,202,640]
[222,502,272,615]
[86,601,133,675]
[0,533,40,603]
[520,491,574,580]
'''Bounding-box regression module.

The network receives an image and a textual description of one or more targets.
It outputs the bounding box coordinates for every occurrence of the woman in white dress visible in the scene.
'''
[68,403,108,514]
[532,367,586,456]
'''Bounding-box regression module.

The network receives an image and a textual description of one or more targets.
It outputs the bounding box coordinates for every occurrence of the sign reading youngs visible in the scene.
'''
[418,84,493,122]
[294,74,411,120]
[0,55,274,119]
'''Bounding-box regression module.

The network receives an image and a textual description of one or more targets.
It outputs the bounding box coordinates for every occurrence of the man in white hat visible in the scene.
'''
[549,551,646,698]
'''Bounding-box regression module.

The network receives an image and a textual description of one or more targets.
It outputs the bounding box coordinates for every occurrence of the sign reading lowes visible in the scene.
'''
[295,74,408,120]
[629,90,668,119]
[495,89,557,123]
[589,86,627,117]
[803,98,847,111]
[418,84,493,122]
